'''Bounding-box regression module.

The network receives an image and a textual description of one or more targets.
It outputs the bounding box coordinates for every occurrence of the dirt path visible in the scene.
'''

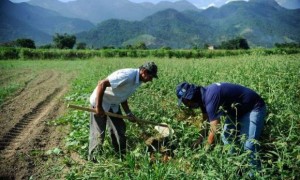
[0,70,74,179]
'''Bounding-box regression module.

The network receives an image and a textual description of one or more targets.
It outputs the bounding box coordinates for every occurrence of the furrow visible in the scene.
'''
[0,87,62,152]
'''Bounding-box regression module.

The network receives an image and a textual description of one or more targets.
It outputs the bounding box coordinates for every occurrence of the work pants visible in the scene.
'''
[88,107,126,160]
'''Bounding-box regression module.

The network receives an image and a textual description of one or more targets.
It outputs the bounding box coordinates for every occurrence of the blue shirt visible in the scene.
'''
[201,83,265,121]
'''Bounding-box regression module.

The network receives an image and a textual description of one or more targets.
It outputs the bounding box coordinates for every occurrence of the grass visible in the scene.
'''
[1,53,300,179]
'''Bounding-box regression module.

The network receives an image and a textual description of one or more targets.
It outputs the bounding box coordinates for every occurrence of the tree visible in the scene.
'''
[274,42,300,48]
[238,38,250,49]
[134,42,147,50]
[220,37,249,50]
[203,43,210,49]
[15,38,36,49]
[76,42,87,50]
[53,33,76,49]
[125,44,133,49]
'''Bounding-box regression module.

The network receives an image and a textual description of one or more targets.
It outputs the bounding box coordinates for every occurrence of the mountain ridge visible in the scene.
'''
[77,0,300,48]
[27,0,200,24]
[0,0,95,45]
[2,0,299,48]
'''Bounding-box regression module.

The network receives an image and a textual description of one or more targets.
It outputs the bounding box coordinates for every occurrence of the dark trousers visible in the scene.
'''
[89,107,126,159]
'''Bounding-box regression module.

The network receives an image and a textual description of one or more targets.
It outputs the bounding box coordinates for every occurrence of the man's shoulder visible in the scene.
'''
[114,68,137,74]
[108,68,139,86]
[206,83,221,93]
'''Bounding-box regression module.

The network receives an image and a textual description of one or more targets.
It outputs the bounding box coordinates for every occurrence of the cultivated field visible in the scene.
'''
[0,53,299,179]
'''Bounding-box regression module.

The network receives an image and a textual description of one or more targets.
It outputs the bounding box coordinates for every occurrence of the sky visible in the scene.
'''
[9,0,249,9]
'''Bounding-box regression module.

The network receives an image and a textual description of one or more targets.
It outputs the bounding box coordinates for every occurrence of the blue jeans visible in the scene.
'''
[221,105,267,169]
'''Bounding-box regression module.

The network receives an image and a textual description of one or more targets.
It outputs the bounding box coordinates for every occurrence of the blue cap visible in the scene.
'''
[176,82,196,106]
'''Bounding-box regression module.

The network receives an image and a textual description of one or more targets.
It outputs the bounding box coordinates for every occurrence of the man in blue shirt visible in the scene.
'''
[176,82,267,170]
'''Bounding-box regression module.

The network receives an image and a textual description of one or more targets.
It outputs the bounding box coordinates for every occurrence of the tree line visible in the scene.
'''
[1,33,300,50]
[0,33,81,50]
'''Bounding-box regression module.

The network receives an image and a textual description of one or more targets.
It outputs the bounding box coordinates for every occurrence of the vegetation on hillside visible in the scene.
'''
[2,0,299,48]
[77,1,300,49]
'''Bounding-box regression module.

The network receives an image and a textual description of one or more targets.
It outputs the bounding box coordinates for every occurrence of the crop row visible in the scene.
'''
[0,47,300,60]
[60,54,300,179]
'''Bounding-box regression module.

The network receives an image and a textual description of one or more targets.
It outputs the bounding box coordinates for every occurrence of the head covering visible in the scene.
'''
[141,62,158,78]
[176,82,199,106]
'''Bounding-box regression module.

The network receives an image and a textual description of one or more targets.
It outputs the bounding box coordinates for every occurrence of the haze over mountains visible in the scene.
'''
[27,0,199,24]
[10,0,300,10]
[0,0,94,44]
[1,0,300,48]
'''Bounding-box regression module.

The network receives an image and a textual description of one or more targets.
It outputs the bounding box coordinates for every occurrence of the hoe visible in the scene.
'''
[68,104,175,161]
[67,104,172,134]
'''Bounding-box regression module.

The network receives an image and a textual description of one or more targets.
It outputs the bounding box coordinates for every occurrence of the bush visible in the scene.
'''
[15,38,36,49]
[0,47,19,60]
[219,37,250,50]
[1,47,299,60]
[53,33,76,49]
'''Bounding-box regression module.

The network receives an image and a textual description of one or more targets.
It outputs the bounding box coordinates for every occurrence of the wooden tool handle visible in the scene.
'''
[68,104,95,112]
[67,104,168,127]
[67,104,131,119]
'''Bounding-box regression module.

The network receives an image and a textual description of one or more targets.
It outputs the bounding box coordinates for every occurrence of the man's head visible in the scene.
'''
[176,82,200,109]
[140,62,158,82]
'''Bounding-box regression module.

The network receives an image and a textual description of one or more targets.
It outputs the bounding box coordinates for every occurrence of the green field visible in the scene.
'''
[1,53,300,179]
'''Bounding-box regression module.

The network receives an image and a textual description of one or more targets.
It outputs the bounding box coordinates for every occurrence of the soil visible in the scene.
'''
[0,69,76,180]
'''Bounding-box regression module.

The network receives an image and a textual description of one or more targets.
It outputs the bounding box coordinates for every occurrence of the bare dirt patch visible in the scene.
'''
[0,69,74,179]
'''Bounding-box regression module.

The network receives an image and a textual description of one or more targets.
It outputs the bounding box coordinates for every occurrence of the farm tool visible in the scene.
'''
[68,104,175,161]
[67,104,172,134]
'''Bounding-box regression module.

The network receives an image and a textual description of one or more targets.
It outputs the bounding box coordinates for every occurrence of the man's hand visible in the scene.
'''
[95,107,106,118]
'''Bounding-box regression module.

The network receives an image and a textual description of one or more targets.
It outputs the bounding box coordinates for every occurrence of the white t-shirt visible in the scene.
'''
[90,68,141,113]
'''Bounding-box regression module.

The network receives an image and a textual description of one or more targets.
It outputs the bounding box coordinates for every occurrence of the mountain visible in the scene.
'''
[77,9,211,48]
[199,0,300,46]
[0,12,51,45]
[194,0,300,10]
[3,0,299,48]
[0,0,95,45]
[77,0,300,48]
[27,0,199,24]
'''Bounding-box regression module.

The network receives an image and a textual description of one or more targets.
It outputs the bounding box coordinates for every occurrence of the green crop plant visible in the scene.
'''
[1,53,299,179]
[59,54,300,179]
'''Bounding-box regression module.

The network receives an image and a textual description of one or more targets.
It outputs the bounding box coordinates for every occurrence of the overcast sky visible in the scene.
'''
[9,0,249,9]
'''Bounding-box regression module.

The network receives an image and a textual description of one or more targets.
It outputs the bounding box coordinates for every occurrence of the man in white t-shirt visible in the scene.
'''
[89,62,158,160]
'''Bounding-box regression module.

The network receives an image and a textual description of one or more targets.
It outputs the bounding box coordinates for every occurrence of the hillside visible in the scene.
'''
[0,12,51,44]
[200,0,300,46]
[0,0,95,45]
[27,0,199,24]
[3,0,299,47]
[77,0,300,48]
